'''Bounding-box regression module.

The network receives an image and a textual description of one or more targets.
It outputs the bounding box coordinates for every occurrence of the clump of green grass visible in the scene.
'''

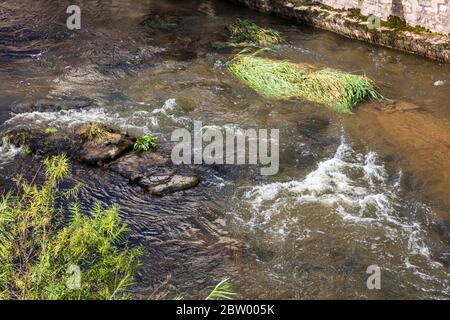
[0,154,141,300]
[44,127,58,134]
[227,19,284,46]
[80,123,108,141]
[228,54,381,113]
[133,134,157,152]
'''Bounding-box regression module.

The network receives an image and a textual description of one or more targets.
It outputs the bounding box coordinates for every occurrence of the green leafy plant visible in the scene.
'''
[22,146,33,156]
[133,134,157,153]
[0,154,141,300]
[229,53,382,113]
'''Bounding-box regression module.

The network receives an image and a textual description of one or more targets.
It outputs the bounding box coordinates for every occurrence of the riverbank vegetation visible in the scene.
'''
[229,53,381,113]
[0,154,141,299]
[0,149,232,300]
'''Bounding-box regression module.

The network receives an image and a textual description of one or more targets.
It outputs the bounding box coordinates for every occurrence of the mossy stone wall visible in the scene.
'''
[319,0,449,34]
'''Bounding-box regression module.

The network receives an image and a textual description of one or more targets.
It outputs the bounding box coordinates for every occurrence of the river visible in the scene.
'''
[0,0,449,299]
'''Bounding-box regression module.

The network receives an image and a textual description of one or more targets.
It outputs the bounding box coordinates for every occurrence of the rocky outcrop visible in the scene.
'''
[347,101,450,214]
[4,122,135,165]
[227,0,450,62]
[72,123,136,165]
[1,123,200,196]
[110,152,200,196]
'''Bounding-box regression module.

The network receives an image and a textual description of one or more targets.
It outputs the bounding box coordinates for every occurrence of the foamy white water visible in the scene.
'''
[4,98,191,136]
[230,135,449,298]
[0,139,22,169]
[243,136,397,225]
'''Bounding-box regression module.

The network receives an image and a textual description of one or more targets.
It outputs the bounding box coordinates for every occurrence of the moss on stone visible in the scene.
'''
[381,16,429,34]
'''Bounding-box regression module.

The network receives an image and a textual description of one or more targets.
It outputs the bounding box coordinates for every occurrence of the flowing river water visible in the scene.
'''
[0,0,449,299]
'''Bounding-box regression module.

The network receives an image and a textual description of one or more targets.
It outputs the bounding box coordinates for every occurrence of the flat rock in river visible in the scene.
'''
[110,151,200,196]
[73,124,135,165]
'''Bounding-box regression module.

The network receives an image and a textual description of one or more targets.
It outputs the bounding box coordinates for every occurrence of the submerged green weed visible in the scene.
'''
[228,54,382,113]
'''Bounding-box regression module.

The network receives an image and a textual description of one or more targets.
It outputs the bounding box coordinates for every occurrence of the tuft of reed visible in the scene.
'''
[228,54,382,113]
[227,19,285,46]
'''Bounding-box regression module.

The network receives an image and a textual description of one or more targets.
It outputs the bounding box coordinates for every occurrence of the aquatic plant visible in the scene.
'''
[0,154,141,300]
[211,41,251,50]
[133,134,157,152]
[227,19,284,46]
[228,54,382,113]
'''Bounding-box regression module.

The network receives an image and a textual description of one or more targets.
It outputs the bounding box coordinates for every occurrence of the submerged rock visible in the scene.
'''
[72,123,135,165]
[347,100,450,214]
[374,100,421,113]
[138,173,199,196]
[11,98,94,114]
[110,152,200,196]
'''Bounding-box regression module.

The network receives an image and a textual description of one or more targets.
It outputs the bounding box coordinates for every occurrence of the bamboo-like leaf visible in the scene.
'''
[205,279,235,300]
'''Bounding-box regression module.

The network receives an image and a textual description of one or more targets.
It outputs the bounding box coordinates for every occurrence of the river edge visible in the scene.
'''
[226,0,450,62]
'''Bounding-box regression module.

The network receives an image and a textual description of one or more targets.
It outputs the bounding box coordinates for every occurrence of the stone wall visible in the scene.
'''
[319,0,450,34]
[227,0,450,61]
